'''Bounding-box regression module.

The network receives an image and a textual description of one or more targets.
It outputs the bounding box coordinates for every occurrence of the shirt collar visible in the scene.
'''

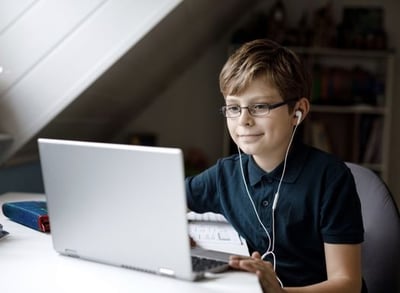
[248,141,309,186]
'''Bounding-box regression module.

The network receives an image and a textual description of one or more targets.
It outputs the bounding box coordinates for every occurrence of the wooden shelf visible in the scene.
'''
[289,46,394,59]
[311,104,387,115]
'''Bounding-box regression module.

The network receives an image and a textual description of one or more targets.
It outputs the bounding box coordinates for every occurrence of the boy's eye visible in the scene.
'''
[252,104,269,111]
[226,105,241,112]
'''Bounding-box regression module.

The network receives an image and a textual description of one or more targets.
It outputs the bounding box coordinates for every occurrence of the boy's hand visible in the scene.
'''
[229,252,284,293]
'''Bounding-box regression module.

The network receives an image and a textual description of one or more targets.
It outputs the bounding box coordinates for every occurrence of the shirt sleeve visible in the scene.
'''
[185,163,222,214]
[319,163,364,244]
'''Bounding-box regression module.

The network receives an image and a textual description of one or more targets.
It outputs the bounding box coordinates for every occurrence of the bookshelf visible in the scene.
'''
[294,47,394,182]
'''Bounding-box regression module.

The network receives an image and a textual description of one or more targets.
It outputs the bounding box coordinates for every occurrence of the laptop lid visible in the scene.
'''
[38,138,225,281]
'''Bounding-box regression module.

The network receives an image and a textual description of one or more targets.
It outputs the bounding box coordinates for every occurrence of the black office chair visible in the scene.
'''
[346,162,400,293]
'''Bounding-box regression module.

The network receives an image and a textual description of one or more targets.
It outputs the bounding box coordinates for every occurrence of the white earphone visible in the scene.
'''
[295,110,302,125]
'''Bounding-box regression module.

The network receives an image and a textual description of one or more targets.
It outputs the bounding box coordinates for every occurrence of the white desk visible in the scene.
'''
[0,192,262,293]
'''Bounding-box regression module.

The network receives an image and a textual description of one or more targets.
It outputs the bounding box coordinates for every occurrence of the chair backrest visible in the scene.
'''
[346,162,400,293]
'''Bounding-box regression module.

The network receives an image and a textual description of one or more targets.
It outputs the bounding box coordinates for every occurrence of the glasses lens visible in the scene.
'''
[223,105,240,117]
[250,104,270,116]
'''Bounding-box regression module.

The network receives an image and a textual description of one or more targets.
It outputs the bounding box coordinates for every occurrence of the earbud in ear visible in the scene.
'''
[295,110,302,125]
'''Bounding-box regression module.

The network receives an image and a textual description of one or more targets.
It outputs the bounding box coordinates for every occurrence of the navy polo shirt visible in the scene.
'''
[185,142,364,287]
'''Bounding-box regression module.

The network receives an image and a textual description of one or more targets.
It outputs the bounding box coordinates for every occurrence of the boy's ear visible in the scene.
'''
[292,97,310,126]
[296,97,310,116]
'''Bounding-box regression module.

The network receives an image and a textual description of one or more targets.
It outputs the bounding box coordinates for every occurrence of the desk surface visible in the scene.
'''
[0,192,262,293]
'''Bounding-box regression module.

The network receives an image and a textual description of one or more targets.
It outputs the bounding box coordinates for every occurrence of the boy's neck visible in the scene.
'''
[252,148,287,173]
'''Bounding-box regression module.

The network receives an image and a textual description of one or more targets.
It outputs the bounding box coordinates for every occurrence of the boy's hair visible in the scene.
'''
[219,39,311,110]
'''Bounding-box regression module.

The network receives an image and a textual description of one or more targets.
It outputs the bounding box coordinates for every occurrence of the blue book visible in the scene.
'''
[2,201,50,232]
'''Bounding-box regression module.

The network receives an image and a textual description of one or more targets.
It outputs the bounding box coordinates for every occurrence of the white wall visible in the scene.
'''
[124,37,230,166]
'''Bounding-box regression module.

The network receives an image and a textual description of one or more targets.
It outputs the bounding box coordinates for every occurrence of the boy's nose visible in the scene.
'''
[238,108,254,126]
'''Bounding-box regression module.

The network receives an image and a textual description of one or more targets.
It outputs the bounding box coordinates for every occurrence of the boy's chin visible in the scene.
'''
[236,145,256,155]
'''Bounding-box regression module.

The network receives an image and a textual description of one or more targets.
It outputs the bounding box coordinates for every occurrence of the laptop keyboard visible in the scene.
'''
[191,256,228,273]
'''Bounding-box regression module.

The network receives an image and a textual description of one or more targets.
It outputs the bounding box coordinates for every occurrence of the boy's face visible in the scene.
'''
[225,77,295,166]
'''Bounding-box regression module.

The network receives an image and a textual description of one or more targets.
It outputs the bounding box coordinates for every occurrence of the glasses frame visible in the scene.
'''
[220,98,298,118]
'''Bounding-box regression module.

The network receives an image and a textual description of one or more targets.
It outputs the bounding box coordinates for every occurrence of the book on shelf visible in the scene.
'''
[312,63,380,106]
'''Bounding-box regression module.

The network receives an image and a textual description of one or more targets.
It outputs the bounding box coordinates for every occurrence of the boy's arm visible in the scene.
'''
[284,243,362,293]
[229,243,362,293]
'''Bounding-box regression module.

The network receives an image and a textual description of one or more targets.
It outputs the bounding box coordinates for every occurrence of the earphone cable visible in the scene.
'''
[238,147,273,253]
[237,116,300,288]
[271,121,299,252]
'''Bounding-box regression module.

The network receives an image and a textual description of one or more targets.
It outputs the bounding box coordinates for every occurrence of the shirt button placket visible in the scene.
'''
[263,177,274,208]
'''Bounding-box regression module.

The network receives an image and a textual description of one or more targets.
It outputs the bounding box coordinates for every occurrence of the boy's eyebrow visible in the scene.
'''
[225,95,280,103]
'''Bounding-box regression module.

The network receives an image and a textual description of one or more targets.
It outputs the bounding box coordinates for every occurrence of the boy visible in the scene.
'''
[185,39,365,292]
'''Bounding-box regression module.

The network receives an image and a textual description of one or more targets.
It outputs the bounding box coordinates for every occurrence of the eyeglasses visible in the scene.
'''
[220,98,298,118]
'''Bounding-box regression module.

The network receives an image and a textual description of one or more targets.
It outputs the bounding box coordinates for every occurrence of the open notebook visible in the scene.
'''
[38,138,233,281]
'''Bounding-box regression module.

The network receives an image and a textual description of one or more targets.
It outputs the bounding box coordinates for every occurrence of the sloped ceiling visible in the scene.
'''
[10,0,259,164]
[0,0,183,165]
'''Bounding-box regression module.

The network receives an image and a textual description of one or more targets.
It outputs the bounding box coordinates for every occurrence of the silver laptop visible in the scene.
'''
[38,138,230,281]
